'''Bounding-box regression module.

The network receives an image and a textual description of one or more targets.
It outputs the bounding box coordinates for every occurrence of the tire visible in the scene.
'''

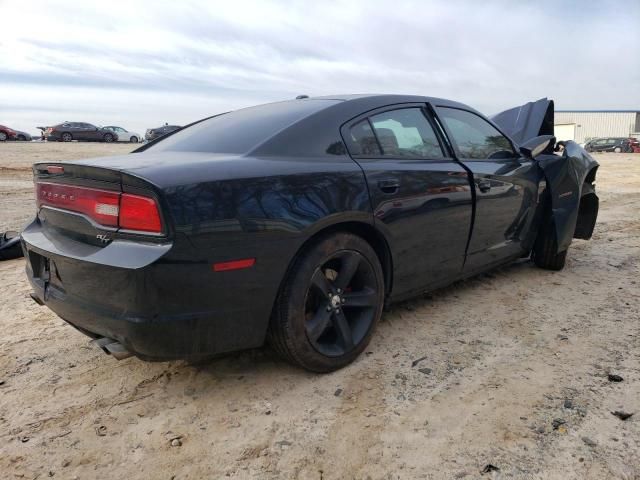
[268,232,384,372]
[614,147,622,153]
[17,135,26,141]
[532,213,567,271]
[0,132,7,141]
[103,133,114,143]
[130,136,138,143]
[61,132,73,142]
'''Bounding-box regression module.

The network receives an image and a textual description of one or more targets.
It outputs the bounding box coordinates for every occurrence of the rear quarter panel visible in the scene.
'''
[155,154,373,347]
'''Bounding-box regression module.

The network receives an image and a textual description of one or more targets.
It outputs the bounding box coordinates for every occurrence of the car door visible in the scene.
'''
[74,123,90,141]
[434,106,541,273]
[342,104,473,297]
[114,127,126,141]
[596,139,609,152]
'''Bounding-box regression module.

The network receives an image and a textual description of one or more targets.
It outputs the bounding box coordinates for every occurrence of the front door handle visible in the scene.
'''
[378,179,400,194]
[477,180,491,193]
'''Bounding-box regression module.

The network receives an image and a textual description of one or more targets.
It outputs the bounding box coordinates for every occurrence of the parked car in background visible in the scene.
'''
[0,125,18,141]
[584,137,632,153]
[627,137,640,153]
[145,124,181,141]
[104,126,142,143]
[14,130,33,141]
[45,122,118,142]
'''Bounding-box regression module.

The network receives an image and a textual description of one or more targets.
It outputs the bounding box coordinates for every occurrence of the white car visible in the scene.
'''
[104,126,142,143]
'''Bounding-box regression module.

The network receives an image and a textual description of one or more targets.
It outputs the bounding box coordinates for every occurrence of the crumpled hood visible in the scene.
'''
[491,98,555,146]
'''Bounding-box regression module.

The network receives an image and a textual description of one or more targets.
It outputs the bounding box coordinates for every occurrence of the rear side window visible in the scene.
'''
[146,100,340,154]
[369,108,444,158]
[438,107,516,159]
[349,120,381,156]
[348,107,444,159]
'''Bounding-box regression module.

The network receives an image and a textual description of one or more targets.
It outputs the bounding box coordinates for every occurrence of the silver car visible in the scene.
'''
[104,126,142,143]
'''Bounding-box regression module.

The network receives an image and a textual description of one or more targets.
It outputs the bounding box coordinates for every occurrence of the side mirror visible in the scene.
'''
[519,135,555,159]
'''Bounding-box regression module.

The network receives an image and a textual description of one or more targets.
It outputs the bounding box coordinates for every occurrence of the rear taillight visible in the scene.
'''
[119,193,162,233]
[36,182,162,234]
[37,182,120,227]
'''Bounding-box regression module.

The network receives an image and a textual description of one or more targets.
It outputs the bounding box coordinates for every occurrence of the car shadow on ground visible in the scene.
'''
[165,257,539,382]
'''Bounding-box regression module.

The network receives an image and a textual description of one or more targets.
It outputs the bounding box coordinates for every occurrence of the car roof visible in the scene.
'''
[141,94,483,158]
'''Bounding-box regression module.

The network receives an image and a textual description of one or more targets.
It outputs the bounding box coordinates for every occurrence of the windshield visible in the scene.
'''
[146,99,339,154]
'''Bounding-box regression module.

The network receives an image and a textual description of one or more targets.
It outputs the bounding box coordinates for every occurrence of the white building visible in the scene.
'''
[554,111,640,143]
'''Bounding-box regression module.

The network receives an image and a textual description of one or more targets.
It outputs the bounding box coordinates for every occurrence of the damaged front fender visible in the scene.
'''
[492,98,599,254]
[536,141,599,252]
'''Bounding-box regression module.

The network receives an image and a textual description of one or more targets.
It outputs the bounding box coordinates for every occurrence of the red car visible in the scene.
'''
[628,137,640,153]
[0,125,18,141]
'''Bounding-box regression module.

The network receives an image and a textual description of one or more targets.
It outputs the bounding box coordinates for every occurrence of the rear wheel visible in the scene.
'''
[614,146,622,153]
[0,132,7,141]
[268,233,384,372]
[130,136,138,143]
[103,133,114,143]
[17,134,26,141]
[532,213,567,271]
[61,132,73,142]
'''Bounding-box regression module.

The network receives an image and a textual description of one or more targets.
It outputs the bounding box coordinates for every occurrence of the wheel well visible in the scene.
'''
[291,222,393,297]
[584,166,598,185]
[574,192,598,240]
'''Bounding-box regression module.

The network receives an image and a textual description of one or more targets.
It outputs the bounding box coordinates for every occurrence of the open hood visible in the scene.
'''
[491,98,555,146]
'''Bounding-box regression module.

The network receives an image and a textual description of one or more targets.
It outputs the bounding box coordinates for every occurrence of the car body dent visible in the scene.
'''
[492,98,599,252]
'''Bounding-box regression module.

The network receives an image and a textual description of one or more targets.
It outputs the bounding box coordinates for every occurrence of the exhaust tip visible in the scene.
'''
[91,337,133,360]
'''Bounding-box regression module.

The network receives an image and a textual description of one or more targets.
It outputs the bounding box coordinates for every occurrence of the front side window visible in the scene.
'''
[438,107,516,159]
[369,108,444,158]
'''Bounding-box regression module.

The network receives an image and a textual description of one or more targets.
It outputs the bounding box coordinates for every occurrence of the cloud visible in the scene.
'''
[0,0,638,135]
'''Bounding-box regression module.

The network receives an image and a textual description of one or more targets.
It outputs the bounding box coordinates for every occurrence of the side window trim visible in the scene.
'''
[433,106,518,161]
[341,103,451,161]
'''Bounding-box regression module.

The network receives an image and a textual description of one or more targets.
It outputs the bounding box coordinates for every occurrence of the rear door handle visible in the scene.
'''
[378,179,400,194]
[477,180,491,193]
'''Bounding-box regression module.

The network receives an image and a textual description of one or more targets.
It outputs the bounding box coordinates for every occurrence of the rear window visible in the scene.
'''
[146,100,340,154]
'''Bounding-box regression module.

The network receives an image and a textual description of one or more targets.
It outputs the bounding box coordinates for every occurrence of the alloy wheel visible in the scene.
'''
[303,250,379,357]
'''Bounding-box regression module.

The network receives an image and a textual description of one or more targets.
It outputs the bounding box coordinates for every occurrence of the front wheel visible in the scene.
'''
[130,136,138,143]
[0,132,7,141]
[268,233,384,372]
[614,147,622,153]
[532,214,567,270]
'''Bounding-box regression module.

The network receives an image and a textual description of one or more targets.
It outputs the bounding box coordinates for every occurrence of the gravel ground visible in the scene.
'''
[0,143,638,479]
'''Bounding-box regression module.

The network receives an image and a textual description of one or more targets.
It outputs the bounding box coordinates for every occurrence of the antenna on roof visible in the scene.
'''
[295,95,309,100]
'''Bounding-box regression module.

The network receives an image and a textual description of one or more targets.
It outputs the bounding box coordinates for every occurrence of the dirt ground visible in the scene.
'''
[0,143,638,479]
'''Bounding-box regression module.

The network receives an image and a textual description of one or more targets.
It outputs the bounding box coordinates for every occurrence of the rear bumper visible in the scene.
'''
[26,274,251,360]
[21,220,273,360]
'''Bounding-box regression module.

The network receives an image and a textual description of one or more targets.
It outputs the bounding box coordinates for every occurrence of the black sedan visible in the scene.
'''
[22,95,599,372]
[584,137,632,153]
[45,122,118,142]
[145,124,181,141]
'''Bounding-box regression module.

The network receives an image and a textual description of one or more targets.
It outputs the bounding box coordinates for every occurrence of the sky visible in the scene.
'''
[1,0,638,136]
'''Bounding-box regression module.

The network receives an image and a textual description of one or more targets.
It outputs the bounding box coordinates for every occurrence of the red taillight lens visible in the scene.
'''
[119,193,162,233]
[37,182,120,227]
[36,182,162,234]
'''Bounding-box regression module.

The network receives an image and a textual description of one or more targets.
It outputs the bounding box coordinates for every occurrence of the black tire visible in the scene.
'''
[130,136,138,143]
[268,232,384,372]
[532,213,567,271]
[17,135,26,141]
[103,133,114,143]
[0,132,7,141]
[61,132,73,142]
[614,146,622,153]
